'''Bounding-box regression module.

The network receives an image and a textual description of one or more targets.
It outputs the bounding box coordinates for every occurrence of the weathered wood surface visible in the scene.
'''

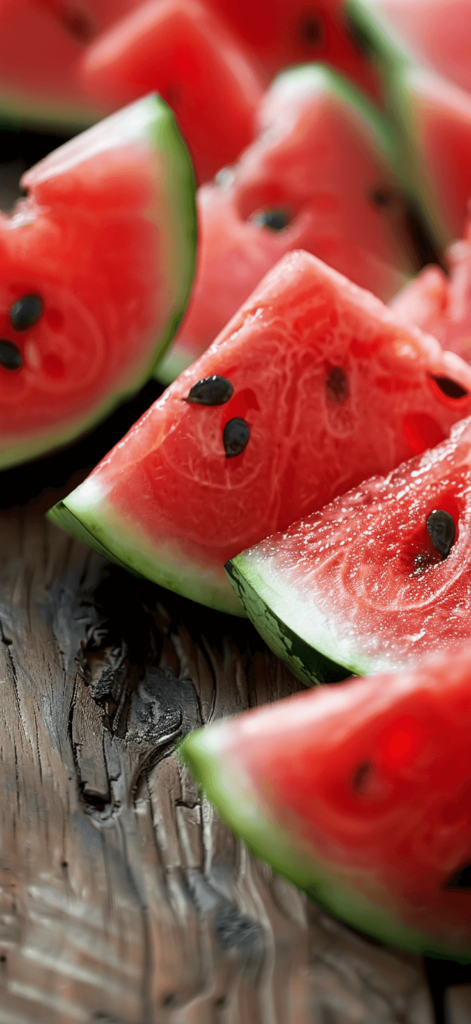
[0,505,440,1024]
[0,128,466,1024]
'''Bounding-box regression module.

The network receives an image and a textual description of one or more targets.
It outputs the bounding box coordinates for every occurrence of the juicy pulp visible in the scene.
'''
[49,249,471,614]
[0,0,140,128]
[227,413,471,683]
[0,92,196,468]
[80,0,263,184]
[158,63,413,382]
[181,647,471,960]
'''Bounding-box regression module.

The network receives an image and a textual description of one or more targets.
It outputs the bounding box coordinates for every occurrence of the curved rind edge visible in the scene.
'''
[225,557,353,685]
[48,487,246,617]
[180,726,471,962]
[0,94,196,470]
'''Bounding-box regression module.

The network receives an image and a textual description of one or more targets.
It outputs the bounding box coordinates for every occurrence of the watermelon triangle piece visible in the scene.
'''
[0,92,196,469]
[0,0,141,129]
[180,646,471,961]
[348,1,471,250]
[392,221,471,367]
[49,250,471,615]
[80,0,263,184]
[227,411,471,682]
[158,63,416,383]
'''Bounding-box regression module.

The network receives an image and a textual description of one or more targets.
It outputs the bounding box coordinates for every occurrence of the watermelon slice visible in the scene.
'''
[390,264,448,338]
[181,647,471,961]
[48,250,471,615]
[348,0,471,251]
[157,64,414,383]
[227,411,471,683]
[391,215,471,366]
[373,0,471,96]
[0,92,196,469]
[80,0,263,184]
[0,0,141,129]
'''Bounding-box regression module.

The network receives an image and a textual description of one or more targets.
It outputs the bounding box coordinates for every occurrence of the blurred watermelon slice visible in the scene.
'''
[80,0,263,183]
[0,92,196,468]
[158,64,414,383]
[347,0,471,252]
[0,0,140,128]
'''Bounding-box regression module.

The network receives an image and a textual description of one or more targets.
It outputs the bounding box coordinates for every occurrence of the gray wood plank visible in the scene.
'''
[0,509,434,1024]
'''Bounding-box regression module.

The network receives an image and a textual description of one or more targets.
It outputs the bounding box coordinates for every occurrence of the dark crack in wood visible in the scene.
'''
[0,510,439,1023]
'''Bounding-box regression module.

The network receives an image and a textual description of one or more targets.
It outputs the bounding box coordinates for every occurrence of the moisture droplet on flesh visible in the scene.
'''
[10,294,43,332]
[426,509,455,559]
[223,418,250,458]
[0,340,22,370]
[186,375,234,406]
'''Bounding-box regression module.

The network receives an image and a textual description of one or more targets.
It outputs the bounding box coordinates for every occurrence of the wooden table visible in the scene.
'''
[0,131,468,1024]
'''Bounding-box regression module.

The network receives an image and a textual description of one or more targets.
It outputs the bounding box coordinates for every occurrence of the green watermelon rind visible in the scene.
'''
[180,725,471,962]
[346,0,451,250]
[225,559,351,685]
[0,93,197,471]
[225,552,377,684]
[0,89,104,133]
[47,476,245,616]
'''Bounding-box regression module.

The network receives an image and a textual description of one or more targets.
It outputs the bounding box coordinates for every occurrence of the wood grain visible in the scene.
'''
[0,508,437,1024]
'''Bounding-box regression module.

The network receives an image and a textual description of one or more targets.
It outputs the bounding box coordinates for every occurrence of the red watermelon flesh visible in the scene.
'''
[203,0,378,94]
[80,0,263,184]
[181,647,471,960]
[157,64,413,383]
[400,67,471,247]
[0,0,140,128]
[391,221,471,365]
[34,0,140,41]
[372,0,471,97]
[228,410,471,683]
[390,264,448,338]
[48,250,471,615]
[0,93,196,469]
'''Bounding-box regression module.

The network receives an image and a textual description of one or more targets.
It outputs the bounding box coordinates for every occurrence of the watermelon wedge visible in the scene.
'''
[227,412,471,683]
[373,0,471,95]
[0,0,140,129]
[158,64,414,383]
[392,223,471,367]
[80,0,263,184]
[348,0,471,251]
[48,250,471,615]
[207,0,378,93]
[181,646,471,961]
[0,92,196,469]
[390,264,448,338]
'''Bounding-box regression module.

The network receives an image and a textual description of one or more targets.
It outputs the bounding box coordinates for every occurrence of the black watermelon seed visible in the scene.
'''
[223,418,250,458]
[444,862,471,890]
[428,374,469,400]
[186,375,234,406]
[370,186,396,207]
[298,14,324,46]
[352,761,373,793]
[252,209,292,232]
[426,509,455,559]
[327,366,349,403]
[0,340,22,370]
[10,294,44,332]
